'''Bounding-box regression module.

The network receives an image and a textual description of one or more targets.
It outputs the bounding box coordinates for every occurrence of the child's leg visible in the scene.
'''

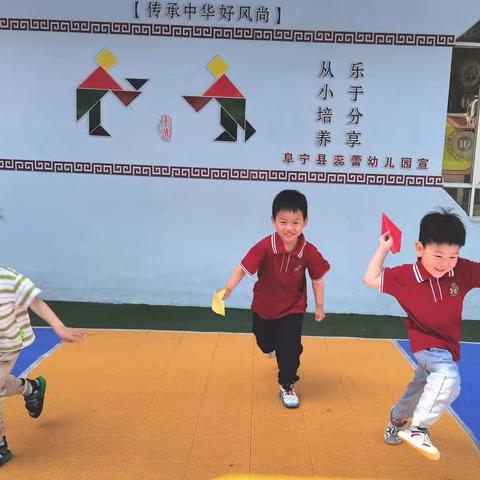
[252,313,276,354]
[410,348,460,429]
[392,362,428,424]
[274,313,303,387]
[0,351,23,439]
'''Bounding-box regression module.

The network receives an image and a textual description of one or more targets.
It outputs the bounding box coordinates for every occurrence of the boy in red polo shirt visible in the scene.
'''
[220,190,330,408]
[364,209,478,460]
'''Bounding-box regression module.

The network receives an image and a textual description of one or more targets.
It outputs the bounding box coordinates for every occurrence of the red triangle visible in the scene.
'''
[112,90,141,106]
[203,75,244,98]
[381,213,402,254]
[79,67,123,91]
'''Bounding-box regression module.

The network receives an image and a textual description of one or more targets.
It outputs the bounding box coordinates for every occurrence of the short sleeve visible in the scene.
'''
[240,239,269,276]
[307,246,330,281]
[381,265,406,296]
[13,271,41,309]
[458,258,480,291]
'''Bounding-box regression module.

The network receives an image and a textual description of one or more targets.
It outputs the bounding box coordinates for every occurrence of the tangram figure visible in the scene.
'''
[76,49,148,136]
[184,55,256,142]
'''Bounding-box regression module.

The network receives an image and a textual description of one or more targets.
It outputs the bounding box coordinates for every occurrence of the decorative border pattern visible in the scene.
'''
[0,18,455,47]
[0,159,443,187]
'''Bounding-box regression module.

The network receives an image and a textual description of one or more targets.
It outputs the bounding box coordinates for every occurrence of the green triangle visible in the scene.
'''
[217,98,246,127]
[76,89,108,120]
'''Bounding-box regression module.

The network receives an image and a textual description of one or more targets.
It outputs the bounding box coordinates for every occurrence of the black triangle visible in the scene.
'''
[245,121,256,141]
[126,78,148,90]
[90,125,110,137]
[215,130,236,142]
[217,107,237,141]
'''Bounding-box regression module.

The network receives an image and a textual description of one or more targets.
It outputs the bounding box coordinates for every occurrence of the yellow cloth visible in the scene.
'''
[211,289,226,316]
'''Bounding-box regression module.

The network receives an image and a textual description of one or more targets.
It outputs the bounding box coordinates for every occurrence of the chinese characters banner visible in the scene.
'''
[0,4,452,187]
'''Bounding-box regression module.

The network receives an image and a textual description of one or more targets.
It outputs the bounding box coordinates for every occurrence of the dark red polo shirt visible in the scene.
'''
[240,233,330,320]
[381,258,480,361]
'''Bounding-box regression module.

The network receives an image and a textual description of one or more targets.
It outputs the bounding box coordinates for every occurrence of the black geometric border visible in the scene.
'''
[0,18,455,47]
[0,159,443,187]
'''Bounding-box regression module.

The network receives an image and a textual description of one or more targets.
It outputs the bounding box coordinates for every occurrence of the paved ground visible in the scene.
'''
[2,331,479,480]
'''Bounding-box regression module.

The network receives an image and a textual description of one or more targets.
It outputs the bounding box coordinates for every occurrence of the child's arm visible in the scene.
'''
[221,265,246,300]
[312,279,325,322]
[363,232,393,289]
[29,297,86,343]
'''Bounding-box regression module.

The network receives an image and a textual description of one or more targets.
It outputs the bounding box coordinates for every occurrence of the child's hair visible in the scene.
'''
[272,190,308,219]
[419,208,466,246]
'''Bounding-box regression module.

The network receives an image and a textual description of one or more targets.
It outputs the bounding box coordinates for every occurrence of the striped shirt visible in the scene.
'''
[0,266,40,352]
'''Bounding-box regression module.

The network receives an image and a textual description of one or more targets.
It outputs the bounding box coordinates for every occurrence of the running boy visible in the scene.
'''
[364,209,477,460]
[220,190,330,408]
[0,266,85,466]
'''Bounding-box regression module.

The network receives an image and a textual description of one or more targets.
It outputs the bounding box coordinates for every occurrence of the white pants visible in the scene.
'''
[392,348,461,429]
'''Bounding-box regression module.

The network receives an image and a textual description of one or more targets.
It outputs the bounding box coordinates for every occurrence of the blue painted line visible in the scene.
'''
[12,327,62,377]
[397,340,480,448]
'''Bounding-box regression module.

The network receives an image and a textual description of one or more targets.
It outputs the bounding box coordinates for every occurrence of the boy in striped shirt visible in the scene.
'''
[0,266,85,466]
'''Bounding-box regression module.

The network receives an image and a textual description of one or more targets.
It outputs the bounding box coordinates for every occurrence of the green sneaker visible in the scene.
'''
[24,376,47,419]
[0,437,12,466]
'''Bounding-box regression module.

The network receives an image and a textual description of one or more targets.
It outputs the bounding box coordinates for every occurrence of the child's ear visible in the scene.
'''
[415,241,424,257]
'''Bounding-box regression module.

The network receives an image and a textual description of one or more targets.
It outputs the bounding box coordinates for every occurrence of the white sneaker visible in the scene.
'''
[265,350,275,358]
[384,407,406,446]
[398,427,440,460]
[279,384,299,408]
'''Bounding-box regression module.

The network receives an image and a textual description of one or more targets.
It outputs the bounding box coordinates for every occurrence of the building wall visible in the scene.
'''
[1,0,480,318]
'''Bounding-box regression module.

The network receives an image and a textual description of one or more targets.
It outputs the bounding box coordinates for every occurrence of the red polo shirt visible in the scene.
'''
[381,258,480,361]
[240,233,330,320]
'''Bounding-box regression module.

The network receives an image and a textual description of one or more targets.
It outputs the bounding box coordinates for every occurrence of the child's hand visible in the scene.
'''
[379,231,393,252]
[55,325,86,343]
[221,288,232,300]
[315,305,325,323]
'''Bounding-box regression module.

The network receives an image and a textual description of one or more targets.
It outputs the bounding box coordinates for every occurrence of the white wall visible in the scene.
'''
[1,0,480,318]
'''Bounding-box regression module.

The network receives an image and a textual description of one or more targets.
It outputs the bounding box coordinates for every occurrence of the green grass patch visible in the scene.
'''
[30,301,480,341]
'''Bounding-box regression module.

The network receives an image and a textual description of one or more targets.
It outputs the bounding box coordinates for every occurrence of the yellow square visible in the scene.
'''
[95,49,118,71]
[207,55,229,79]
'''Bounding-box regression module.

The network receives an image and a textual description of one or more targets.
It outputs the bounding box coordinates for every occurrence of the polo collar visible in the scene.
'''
[271,233,307,258]
[412,259,455,283]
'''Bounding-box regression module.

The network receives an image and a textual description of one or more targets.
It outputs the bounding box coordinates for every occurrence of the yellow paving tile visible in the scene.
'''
[196,411,251,437]
[306,417,372,467]
[142,411,199,437]
[118,460,186,480]
[1,331,478,480]
[313,462,378,479]
[185,463,250,480]
[251,463,315,478]
[189,434,251,464]
[251,433,312,467]
[131,431,193,464]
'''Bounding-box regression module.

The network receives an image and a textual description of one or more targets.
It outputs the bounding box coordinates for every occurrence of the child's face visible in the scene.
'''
[415,242,460,278]
[272,209,307,249]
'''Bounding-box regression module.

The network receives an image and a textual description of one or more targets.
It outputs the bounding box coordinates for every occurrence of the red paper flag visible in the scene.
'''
[381,213,402,254]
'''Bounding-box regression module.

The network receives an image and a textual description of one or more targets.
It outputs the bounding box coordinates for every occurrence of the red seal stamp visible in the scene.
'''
[159,115,172,142]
